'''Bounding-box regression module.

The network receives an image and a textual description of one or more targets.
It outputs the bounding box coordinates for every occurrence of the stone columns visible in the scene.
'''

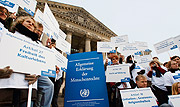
[66,31,72,44]
[85,37,91,52]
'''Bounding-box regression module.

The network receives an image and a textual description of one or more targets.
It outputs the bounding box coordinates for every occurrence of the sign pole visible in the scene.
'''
[27,84,32,107]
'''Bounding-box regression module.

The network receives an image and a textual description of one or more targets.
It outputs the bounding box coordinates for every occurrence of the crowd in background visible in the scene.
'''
[104,51,180,107]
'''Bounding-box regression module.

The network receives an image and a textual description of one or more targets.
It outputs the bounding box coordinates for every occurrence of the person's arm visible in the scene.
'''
[157,67,166,74]
[147,70,153,78]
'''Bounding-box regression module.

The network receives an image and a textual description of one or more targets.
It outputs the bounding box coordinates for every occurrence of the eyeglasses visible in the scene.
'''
[112,58,118,60]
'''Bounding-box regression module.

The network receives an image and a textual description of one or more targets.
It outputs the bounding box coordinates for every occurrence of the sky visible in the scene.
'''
[49,0,180,62]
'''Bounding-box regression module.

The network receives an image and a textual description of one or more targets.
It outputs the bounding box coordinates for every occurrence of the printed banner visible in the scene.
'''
[169,95,180,107]
[117,43,139,55]
[111,35,129,46]
[120,88,158,107]
[65,51,109,107]
[0,30,55,75]
[154,37,177,54]
[0,0,19,13]
[16,0,37,16]
[97,42,115,53]
[134,55,152,68]
[106,64,130,82]
[173,35,180,51]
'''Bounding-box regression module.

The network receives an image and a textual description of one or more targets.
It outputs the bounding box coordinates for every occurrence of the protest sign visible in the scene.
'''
[0,31,55,75]
[111,35,129,46]
[173,35,180,51]
[154,37,177,54]
[65,51,109,107]
[169,95,180,107]
[135,41,148,51]
[0,0,19,13]
[97,42,115,53]
[56,38,71,55]
[134,55,152,68]
[120,88,158,107]
[117,43,139,55]
[106,64,130,82]
[16,0,37,16]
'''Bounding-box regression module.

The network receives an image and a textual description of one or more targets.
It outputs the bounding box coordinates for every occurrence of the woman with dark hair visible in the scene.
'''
[0,16,39,107]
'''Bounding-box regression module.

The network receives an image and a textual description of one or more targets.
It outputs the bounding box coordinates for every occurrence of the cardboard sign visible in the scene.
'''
[120,88,158,107]
[56,38,71,55]
[97,42,115,53]
[0,0,19,13]
[106,64,130,82]
[173,35,180,51]
[0,31,55,75]
[111,35,129,46]
[134,55,152,68]
[117,43,139,55]
[64,51,109,107]
[135,41,148,51]
[16,0,37,16]
[154,37,177,54]
[169,95,180,107]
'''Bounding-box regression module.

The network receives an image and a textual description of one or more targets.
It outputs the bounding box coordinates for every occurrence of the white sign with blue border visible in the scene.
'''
[120,88,158,107]
[106,64,130,82]
[173,35,180,51]
[64,51,109,107]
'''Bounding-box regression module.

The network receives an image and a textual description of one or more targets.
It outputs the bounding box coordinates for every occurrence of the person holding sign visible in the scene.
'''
[106,54,131,107]
[164,61,180,95]
[0,16,39,106]
[147,60,168,106]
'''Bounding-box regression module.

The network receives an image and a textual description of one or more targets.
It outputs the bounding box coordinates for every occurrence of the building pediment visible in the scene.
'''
[37,0,117,39]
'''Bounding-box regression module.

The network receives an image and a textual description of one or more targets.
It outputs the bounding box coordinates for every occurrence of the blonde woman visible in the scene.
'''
[172,82,180,95]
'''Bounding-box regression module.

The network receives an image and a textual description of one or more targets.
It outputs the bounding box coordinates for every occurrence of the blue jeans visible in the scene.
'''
[38,76,54,107]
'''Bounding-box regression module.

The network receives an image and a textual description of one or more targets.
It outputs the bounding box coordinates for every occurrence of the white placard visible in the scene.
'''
[154,37,177,54]
[134,55,152,68]
[0,31,55,75]
[169,95,180,107]
[106,64,130,82]
[56,38,71,55]
[135,41,148,51]
[117,43,139,55]
[173,35,180,51]
[53,48,68,69]
[111,35,129,46]
[16,0,37,16]
[120,88,158,107]
[0,0,19,13]
[97,42,115,53]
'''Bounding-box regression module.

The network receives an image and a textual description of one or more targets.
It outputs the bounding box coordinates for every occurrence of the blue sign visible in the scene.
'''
[41,69,56,78]
[170,45,178,50]
[24,7,34,16]
[0,0,15,8]
[64,51,109,107]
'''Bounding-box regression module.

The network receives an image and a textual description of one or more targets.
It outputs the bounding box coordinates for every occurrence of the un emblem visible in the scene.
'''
[80,89,90,97]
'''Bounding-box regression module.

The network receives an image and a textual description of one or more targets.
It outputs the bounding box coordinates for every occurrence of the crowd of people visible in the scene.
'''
[104,51,180,107]
[0,6,64,107]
